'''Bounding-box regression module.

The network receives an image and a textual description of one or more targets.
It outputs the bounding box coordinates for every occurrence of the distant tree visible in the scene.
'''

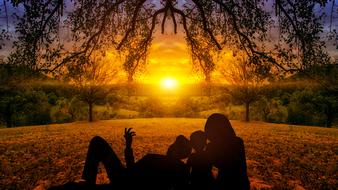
[50,98,72,123]
[68,53,118,122]
[0,64,52,127]
[309,63,338,127]
[0,89,25,127]
[312,92,338,128]
[288,63,338,127]
[172,97,199,118]
[254,97,288,123]
[19,90,51,125]
[0,64,28,127]
[220,56,267,122]
[214,91,232,111]
[138,96,165,118]
[69,96,87,121]
[106,92,122,109]
[255,97,272,122]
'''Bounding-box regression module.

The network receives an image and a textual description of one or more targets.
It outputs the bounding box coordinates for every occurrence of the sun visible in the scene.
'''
[161,77,178,90]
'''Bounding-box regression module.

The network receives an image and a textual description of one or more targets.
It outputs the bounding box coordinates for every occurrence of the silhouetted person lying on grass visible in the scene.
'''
[49,114,249,190]
[204,113,250,190]
[187,130,214,190]
[79,128,191,190]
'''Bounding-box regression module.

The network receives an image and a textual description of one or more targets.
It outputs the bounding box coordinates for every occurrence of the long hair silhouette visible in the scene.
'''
[205,113,236,141]
[204,113,250,190]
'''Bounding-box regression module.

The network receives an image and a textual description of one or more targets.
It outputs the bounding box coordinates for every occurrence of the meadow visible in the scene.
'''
[0,118,337,190]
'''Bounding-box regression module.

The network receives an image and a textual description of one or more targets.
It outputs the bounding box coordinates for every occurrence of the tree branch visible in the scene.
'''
[117,0,147,50]
[47,0,125,72]
[161,8,168,34]
[213,0,295,72]
[191,0,222,50]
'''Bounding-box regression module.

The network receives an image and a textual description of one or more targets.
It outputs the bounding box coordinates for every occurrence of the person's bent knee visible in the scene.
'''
[88,136,114,158]
[90,136,105,145]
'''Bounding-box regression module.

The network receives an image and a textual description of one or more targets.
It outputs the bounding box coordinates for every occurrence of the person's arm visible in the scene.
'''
[124,128,136,168]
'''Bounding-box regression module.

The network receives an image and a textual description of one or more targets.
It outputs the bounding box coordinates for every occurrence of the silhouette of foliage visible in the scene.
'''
[5,0,337,83]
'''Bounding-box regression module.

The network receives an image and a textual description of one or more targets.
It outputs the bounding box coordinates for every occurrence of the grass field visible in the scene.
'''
[0,118,337,190]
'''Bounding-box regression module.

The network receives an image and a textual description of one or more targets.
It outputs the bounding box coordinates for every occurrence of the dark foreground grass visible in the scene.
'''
[0,118,337,190]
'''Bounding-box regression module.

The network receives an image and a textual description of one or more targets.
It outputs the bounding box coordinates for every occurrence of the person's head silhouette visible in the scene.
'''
[166,135,192,160]
[204,113,236,142]
[190,130,207,153]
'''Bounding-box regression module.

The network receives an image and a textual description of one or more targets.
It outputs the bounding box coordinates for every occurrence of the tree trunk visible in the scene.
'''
[245,102,250,122]
[5,104,12,128]
[325,104,333,128]
[5,114,12,128]
[88,102,93,122]
[263,112,268,122]
[326,117,332,128]
[262,108,269,122]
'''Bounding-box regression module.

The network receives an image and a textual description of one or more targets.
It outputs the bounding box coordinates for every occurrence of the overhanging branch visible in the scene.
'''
[191,0,222,50]
[117,0,147,50]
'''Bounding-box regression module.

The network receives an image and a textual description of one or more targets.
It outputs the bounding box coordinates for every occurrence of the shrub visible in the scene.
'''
[14,90,52,126]
[266,100,288,123]
[50,98,72,123]
[287,89,326,126]
[94,105,117,120]
[172,97,199,118]
[47,92,58,105]
[252,97,288,123]
[115,109,139,118]
[138,97,165,118]
[69,96,87,121]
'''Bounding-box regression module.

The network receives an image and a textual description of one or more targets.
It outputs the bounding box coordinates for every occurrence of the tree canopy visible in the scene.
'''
[1,0,337,83]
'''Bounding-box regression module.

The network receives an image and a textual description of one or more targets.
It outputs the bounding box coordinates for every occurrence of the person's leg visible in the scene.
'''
[82,136,125,185]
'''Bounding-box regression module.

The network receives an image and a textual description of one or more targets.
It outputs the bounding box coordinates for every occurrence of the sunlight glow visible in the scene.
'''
[161,77,178,90]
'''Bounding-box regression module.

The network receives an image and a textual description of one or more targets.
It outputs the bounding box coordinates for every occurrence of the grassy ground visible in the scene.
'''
[0,118,337,190]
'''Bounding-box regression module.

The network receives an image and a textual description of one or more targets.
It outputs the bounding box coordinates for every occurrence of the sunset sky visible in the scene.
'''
[139,30,200,84]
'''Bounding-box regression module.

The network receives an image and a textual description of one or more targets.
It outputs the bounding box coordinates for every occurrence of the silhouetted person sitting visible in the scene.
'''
[80,128,191,190]
[204,113,250,190]
[187,130,214,190]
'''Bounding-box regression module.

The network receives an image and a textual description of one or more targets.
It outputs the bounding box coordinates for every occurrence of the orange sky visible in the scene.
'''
[136,30,201,84]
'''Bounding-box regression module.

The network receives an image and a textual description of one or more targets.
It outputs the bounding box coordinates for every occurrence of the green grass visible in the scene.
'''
[0,119,337,190]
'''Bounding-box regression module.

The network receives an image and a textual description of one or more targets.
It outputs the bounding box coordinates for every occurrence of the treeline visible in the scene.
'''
[0,79,117,127]
[0,65,337,128]
[224,82,338,127]
[1,81,337,128]
[123,82,338,128]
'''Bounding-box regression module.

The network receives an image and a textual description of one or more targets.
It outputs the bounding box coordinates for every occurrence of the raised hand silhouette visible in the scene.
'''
[124,128,136,148]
